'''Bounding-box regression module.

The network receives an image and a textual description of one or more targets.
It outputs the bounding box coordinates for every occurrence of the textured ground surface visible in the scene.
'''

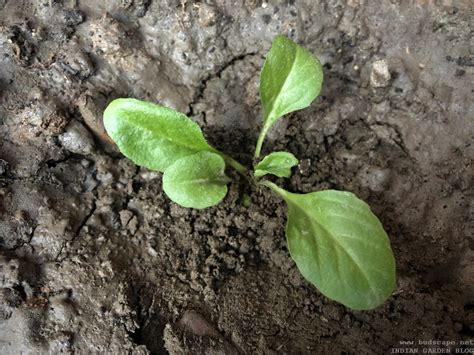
[0,0,473,353]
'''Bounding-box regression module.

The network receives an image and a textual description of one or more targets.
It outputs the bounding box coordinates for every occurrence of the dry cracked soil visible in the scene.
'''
[0,0,473,354]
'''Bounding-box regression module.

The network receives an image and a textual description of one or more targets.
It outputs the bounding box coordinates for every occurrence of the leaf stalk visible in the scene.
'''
[259,180,288,200]
[220,153,247,174]
[254,124,269,158]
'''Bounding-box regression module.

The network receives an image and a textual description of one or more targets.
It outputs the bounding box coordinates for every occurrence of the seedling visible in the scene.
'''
[103,35,396,310]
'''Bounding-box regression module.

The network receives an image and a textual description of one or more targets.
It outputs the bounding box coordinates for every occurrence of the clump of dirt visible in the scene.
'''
[0,1,472,354]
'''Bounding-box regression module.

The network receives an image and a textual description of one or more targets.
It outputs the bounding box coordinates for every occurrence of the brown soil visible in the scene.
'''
[0,1,473,354]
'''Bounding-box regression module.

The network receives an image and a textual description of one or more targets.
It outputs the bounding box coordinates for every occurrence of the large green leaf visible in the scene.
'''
[103,98,216,172]
[162,151,230,209]
[254,151,299,178]
[262,181,396,310]
[256,35,323,157]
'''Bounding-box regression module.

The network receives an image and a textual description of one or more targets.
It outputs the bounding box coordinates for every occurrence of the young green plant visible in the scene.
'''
[103,35,396,310]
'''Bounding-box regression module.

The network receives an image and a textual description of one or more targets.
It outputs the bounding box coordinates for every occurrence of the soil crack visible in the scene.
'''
[55,199,97,262]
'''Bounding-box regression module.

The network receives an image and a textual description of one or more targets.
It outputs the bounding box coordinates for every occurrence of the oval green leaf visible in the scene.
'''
[162,151,230,209]
[254,151,299,178]
[262,181,396,310]
[256,35,323,156]
[103,98,216,172]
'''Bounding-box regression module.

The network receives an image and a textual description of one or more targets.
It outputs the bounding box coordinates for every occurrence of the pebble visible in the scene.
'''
[119,210,133,227]
[370,59,391,87]
[198,4,217,27]
[59,121,95,155]
[139,170,161,180]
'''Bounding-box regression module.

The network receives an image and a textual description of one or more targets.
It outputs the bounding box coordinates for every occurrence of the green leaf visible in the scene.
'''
[103,98,216,172]
[262,181,396,310]
[254,151,299,178]
[256,35,323,157]
[162,151,230,209]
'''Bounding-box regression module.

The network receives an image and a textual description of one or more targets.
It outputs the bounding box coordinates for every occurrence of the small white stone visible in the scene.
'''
[59,121,94,155]
[119,210,134,227]
[370,59,391,88]
[139,170,161,180]
[197,4,217,27]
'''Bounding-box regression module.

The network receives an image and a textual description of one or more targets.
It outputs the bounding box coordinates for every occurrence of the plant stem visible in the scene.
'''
[254,124,269,159]
[259,180,288,199]
[221,153,247,174]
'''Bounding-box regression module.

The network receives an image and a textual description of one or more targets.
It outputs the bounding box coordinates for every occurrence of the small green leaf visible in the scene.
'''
[254,151,299,178]
[103,98,216,172]
[162,151,230,209]
[262,181,396,310]
[256,35,323,157]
